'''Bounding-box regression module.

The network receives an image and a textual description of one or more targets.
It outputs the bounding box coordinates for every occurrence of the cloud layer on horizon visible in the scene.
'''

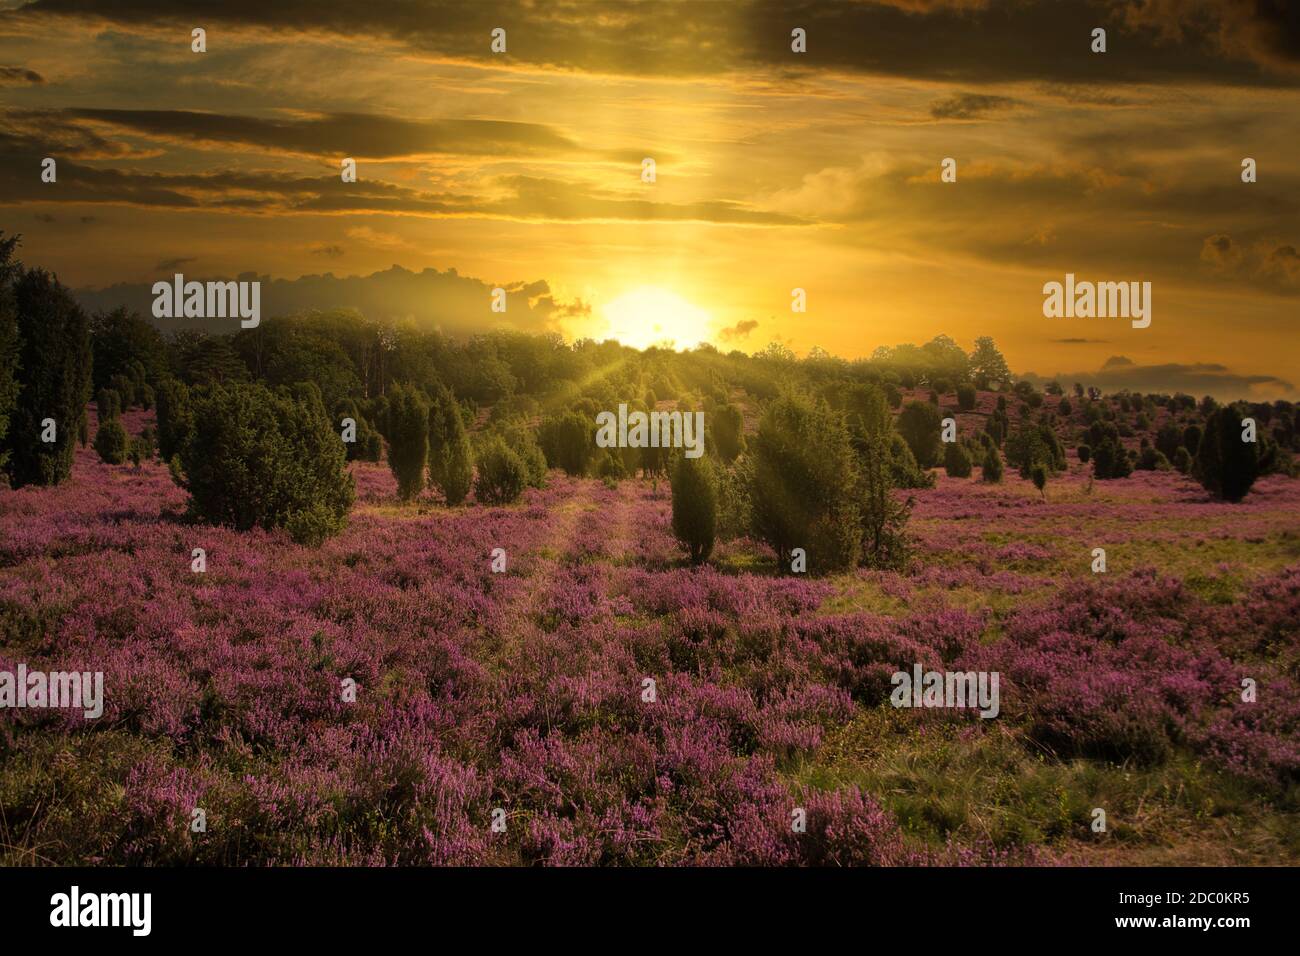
[73,264,590,339]
[1020,357,1294,401]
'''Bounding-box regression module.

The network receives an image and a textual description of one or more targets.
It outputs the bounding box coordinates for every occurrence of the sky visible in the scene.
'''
[2,0,1298,399]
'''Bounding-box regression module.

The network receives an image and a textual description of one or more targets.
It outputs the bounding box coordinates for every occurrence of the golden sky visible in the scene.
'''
[2,0,1298,398]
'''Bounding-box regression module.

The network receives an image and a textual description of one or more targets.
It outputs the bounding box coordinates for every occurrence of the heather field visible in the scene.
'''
[2,408,1297,866]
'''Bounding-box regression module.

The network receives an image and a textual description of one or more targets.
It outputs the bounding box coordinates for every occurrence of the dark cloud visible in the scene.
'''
[154,256,195,271]
[1102,355,1134,367]
[9,0,1299,84]
[719,319,759,341]
[1034,83,1137,106]
[929,92,1018,120]
[1,109,136,159]
[1200,232,1236,267]
[310,244,345,258]
[0,66,44,85]
[0,127,203,207]
[1050,337,1107,344]
[1199,233,1300,292]
[63,108,597,161]
[1113,0,1300,76]
[0,121,800,225]
[1021,358,1294,400]
[1257,242,1300,286]
[73,264,585,337]
[780,154,1298,289]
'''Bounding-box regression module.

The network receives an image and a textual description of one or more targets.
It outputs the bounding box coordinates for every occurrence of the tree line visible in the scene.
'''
[2,234,1295,564]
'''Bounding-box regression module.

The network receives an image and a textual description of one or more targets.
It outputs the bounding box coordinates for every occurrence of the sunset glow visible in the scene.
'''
[0,0,1297,399]
[597,287,714,351]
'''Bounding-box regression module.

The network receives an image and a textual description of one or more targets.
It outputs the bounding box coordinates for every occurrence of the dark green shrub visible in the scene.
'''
[503,425,547,487]
[1256,433,1289,476]
[1195,406,1259,502]
[0,235,19,478]
[981,445,1003,483]
[3,267,92,487]
[712,403,745,462]
[1155,423,1182,460]
[154,378,194,462]
[671,453,717,564]
[289,381,325,417]
[943,441,972,478]
[897,400,942,468]
[887,432,934,489]
[96,388,121,422]
[956,383,976,411]
[385,384,429,502]
[1007,420,1065,478]
[750,393,861,573]
[93,418,129,464]
[474,435,528,505]
[427,382,473,505]
[88,307,166,398]
[1092,436,1132,479]
[849,387,912,571]
[174,382,354,544]
[639,442,671,478]
[596,451,625,485]
[716,457,753,543]
[1030,462,1047,498]
[1137,446,1169,471]
[283,503,350,548]
[108,373,135,409]
[334,399,381,462]
[1077,444,1091,463]
[136,429,155,461]
[539,410,593,476]
[366,394,391,439]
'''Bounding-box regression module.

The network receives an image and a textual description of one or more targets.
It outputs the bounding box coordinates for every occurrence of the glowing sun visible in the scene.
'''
[598,286,713,351]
